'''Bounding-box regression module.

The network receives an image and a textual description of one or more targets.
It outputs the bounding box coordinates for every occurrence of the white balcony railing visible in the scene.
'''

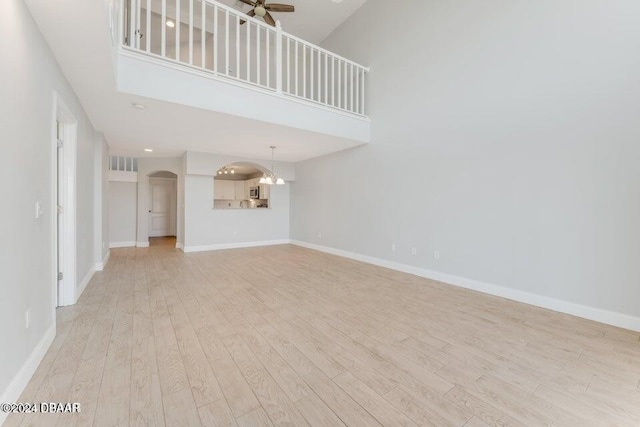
[121,0,369,117]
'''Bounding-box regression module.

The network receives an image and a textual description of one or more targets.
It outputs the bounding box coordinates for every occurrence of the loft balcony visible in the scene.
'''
[116,0,371,144]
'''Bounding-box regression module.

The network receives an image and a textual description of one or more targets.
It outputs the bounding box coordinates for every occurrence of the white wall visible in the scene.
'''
[109,182,138,246]
[0,0,103,415]
[291,0,640,326]
[184,151,292,251]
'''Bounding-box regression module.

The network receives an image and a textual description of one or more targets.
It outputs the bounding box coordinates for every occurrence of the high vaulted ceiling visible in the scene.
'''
[219,0,368,44]
[25,0,368,162]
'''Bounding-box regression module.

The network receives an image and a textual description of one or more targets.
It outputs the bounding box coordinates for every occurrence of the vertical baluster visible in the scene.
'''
[344,62,348,109]
[276,21,282,93]
[355,66,360,114]
[176,0,181,60]
[361,70,366,115]
[129,0,136,48]
[213,5,218,73]
[246,21,251,82]
[286,37,290,93]
[302,44,306,99]
[294,41,299,96]
[339,60,343,109]
[145,0,151,52]
[188,0,193,64]
[324,53,328,104]
[310,48,314,101]
[161,0,166,56]
[344,62,348,110]
[257,26,261,86]
[266,30,270,88]
[137,0,142,49]
[235,14,239,78]
[350,64,354,112]
[201,0,206,68]
[317,51,322,102]
[331,57,335,106]
[225,10,229,75]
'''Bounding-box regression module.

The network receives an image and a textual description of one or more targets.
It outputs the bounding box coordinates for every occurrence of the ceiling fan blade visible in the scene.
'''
[237,0,257,6]
[265,3,295,12]
[240,9,255,25]
[263,10,276,26]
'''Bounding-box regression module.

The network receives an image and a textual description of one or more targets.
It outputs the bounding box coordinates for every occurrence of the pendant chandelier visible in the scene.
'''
[217,166,235,175]
[259,146,285,186]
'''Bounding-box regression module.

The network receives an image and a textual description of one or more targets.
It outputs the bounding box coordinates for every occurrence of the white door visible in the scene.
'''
[56,121,64,307]
[148,178,176,237]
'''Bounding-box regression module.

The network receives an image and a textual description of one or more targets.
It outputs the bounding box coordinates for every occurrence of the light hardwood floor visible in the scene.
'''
[6,241,640,426]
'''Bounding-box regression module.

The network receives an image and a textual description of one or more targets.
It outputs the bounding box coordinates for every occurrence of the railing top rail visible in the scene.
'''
[282,32,370,72]
[202,0,277,33]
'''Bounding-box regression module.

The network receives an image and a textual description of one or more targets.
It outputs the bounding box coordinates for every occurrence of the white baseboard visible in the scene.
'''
[95,250,110,271]
[136,241,150,248]
[183,239,291,254]
[0,321,56,426]
[76,266,95,301]
[109,241,136,248]
[290,240,640,332]
[176,242,184,251]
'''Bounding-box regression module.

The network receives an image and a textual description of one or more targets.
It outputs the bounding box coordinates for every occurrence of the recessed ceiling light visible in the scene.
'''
[166,20,175,28]
[144,148,153,152]
[132,103,145,110]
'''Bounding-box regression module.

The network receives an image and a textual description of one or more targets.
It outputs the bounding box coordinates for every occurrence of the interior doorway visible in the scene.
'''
[148,171,177,238]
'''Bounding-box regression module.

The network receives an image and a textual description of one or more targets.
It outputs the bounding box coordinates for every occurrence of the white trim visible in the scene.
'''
[290,240,640,332]
[53,92,78,308]
[136,241,150,248]
[109,241,137,248]
[176,242,184,251]
[183,239,290,253]
[76,266,95,300]
[95,250,111,271]
[0,322,56,426]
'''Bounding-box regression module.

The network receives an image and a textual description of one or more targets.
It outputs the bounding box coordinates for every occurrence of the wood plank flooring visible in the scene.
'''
[6,241,640,426]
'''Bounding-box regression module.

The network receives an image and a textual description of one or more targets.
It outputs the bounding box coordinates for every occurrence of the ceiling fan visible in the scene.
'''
[238,0,295,27]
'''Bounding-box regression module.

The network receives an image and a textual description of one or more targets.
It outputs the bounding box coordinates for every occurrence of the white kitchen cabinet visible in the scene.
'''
[235,181,245,200]
[214,179,235,200]
[259,184,270,200]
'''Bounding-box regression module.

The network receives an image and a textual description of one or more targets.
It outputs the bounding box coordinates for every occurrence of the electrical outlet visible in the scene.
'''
[434,250,441,260]
[411,247,417,256]
[25,308,31,329]
[391,243,396,252]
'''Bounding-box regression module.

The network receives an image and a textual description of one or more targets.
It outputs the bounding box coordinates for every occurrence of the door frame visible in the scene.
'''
[51,92,77,309]
[148,176,177,238]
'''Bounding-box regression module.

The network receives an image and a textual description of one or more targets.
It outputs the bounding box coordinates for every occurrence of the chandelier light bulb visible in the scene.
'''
[276,177,285,185]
